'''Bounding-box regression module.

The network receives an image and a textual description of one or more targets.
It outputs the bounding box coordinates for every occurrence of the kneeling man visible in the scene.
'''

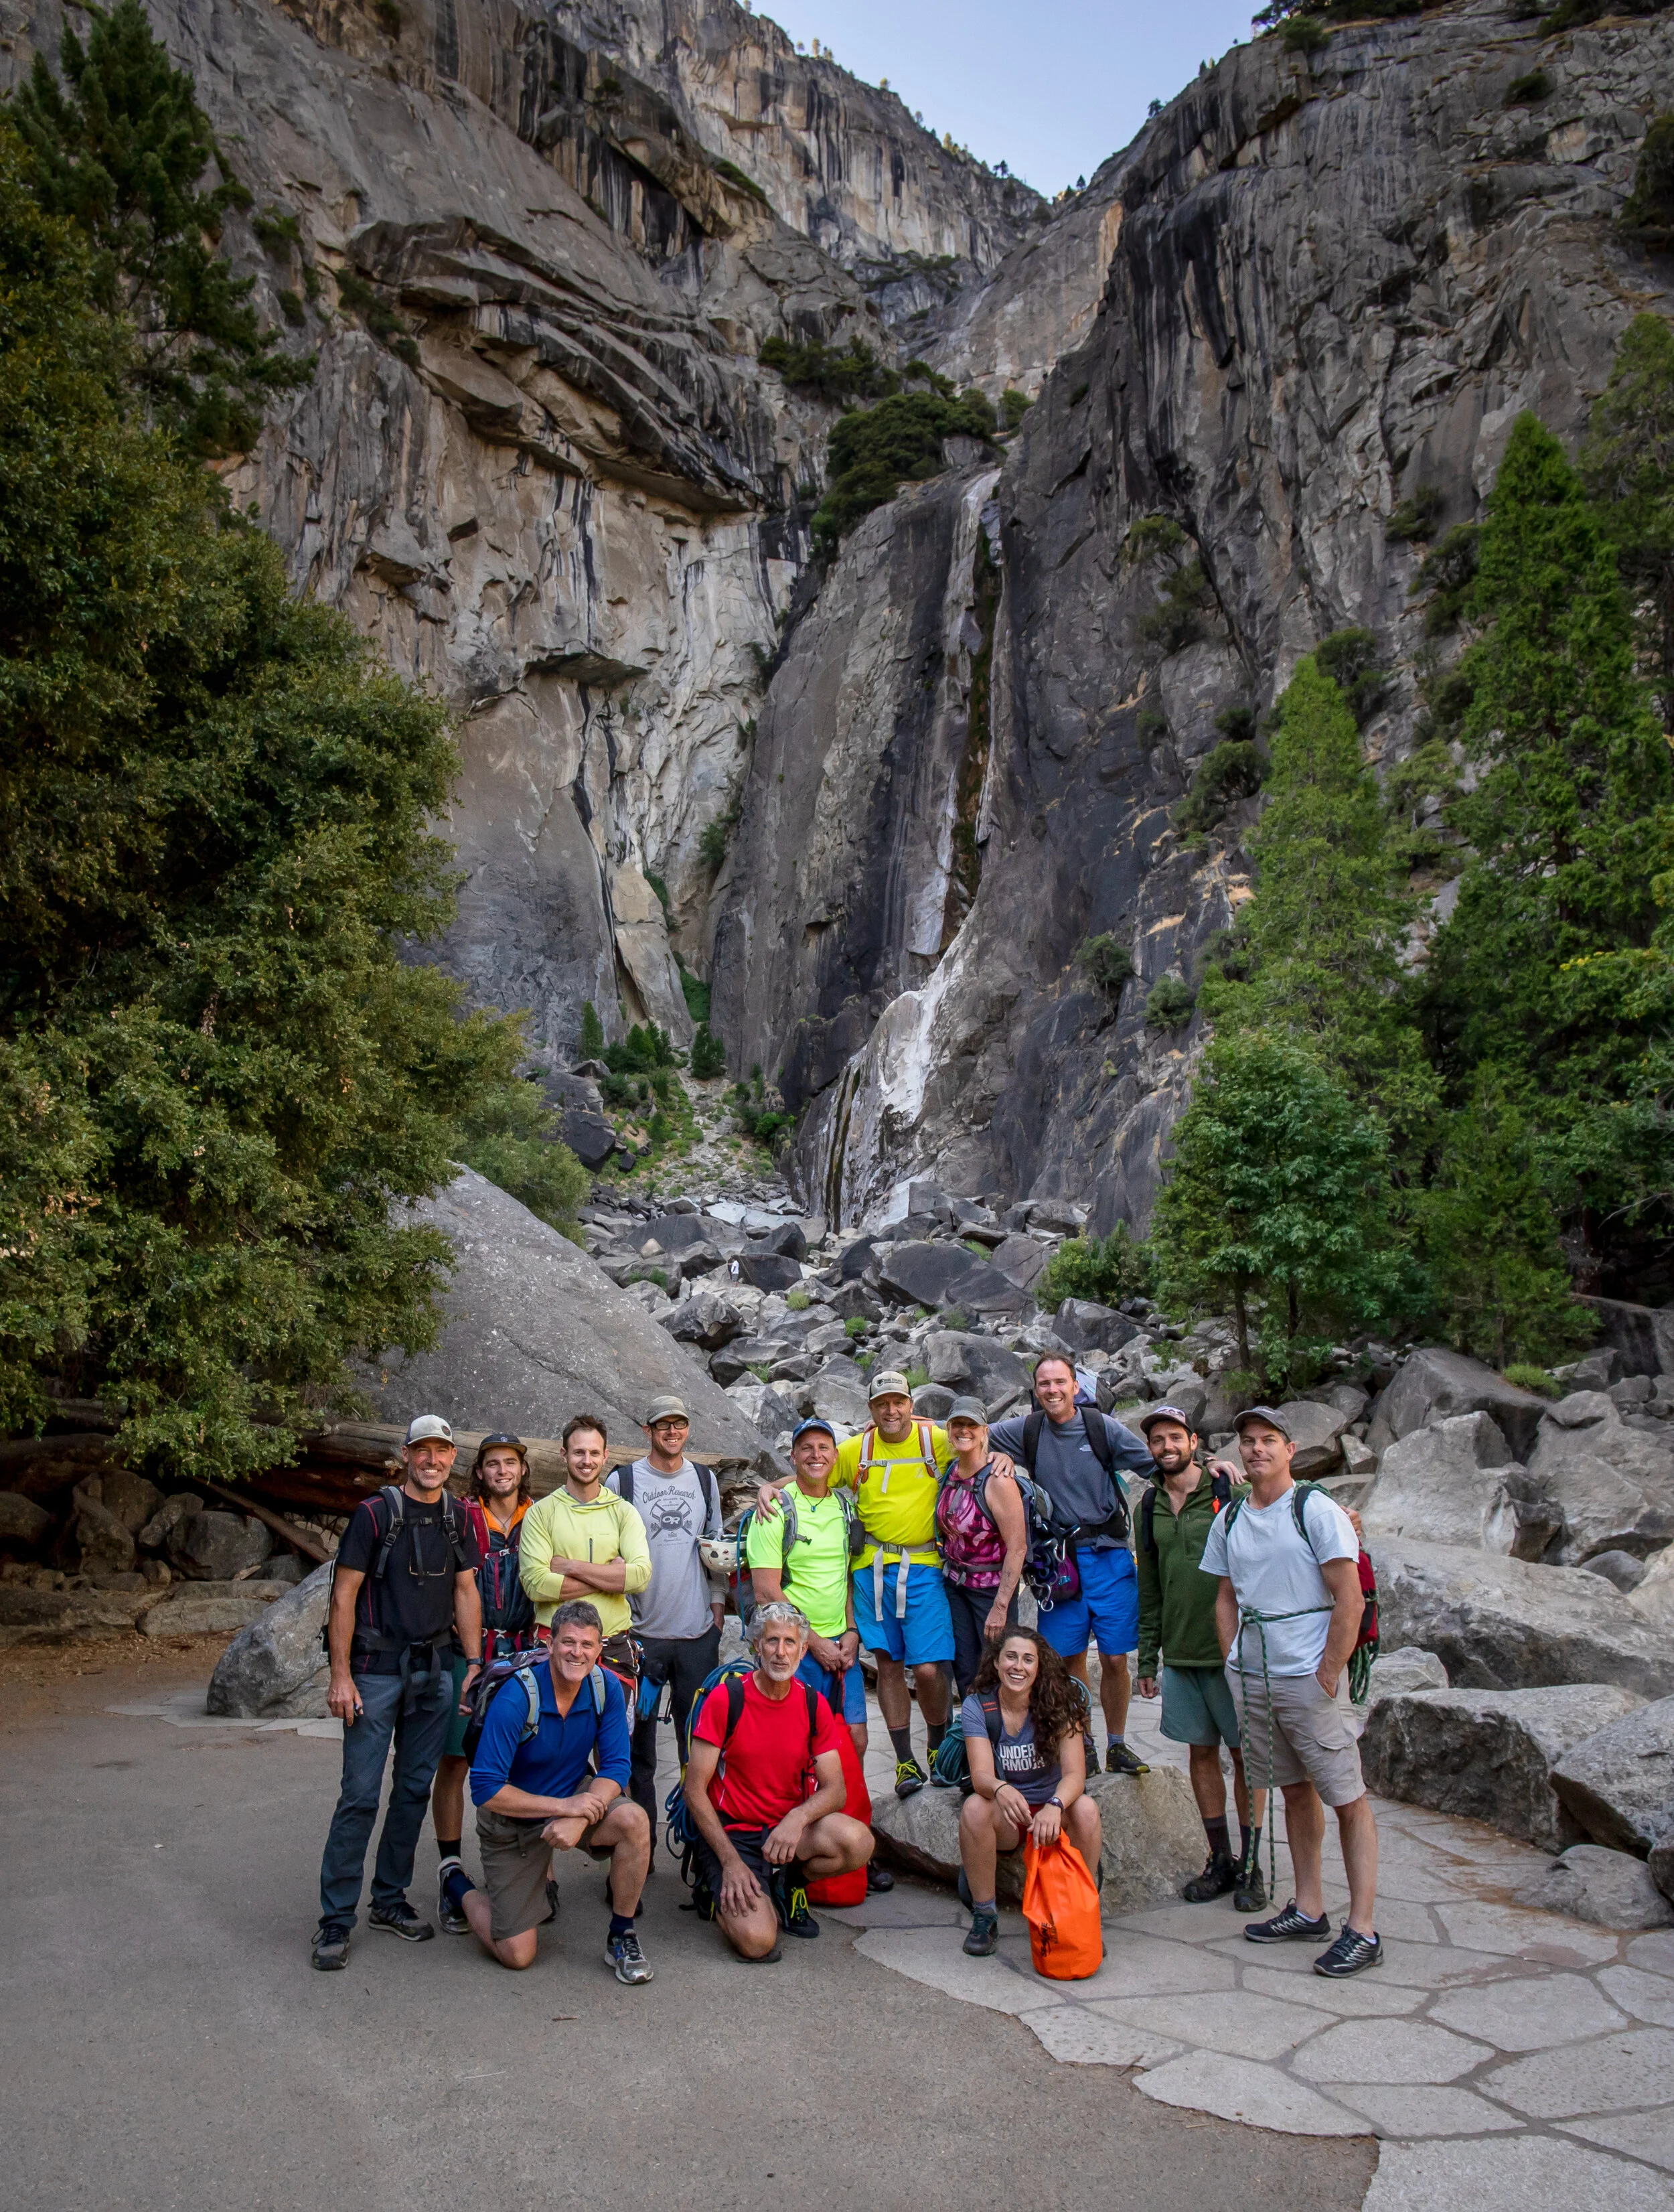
[455,1600,654,1983]
[684,1601,873,1959]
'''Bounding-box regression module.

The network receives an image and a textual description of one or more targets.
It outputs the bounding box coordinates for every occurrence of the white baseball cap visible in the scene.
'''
[404,1414,454,1446]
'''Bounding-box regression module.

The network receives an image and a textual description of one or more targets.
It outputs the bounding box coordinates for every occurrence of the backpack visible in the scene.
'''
[1219,1481,1380,1702]
[1019,1408,1131,1543]
[732,1484,863,1625]
[461,1499,538,1656]
[320,1483,471,1655]
[614,1459,717,1525]
[1138,1467,1233,1558]
[930,1690,1002,1792]
[937,1462,1060,1598]
[458,1651,608,1765]
[856,1418,940,1491]
[664,1660,824,1907]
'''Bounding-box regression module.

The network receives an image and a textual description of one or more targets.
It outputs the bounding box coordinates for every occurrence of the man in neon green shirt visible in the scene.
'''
[746,1417,866,1749]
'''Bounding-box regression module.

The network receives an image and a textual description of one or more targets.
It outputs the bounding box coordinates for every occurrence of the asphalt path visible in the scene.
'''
[1,1647,1378,2212]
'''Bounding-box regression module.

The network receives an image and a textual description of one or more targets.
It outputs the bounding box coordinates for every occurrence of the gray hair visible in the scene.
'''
[747,1599,810,1644]
[550,1600,604,1639]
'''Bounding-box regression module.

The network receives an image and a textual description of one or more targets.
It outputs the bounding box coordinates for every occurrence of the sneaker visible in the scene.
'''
[1244,1900,1332,1945]
[437,1862,469,1935]
[773,1871,820,1938]
[1104,1742,1150,1777]
[963,1908,999,1958]
[1315,1925,1382,1978]
[606,1928,656,1985]
[894,1756,927,1799]
[311,1925,351,1972]
[1233,1858,1268,1915]
[368,1901,435,1943]
[866,1861,895,1893]
[1180,1852,1237,1903]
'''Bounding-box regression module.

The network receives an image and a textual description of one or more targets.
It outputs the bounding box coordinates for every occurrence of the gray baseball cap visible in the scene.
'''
[945,1396,989,1426]
[1233,1404,1292,1441]
[644,1394,690,1424]
[404,1414,454,1446]
[867,1368,913,1402]
[1139,1403,1197,1434]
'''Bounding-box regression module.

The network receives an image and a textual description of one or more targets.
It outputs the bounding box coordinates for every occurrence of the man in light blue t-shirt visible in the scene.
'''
[1201,1405,1381,1980]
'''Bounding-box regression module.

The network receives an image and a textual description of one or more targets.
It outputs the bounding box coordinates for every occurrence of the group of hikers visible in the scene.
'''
[313,1356,1382,1986]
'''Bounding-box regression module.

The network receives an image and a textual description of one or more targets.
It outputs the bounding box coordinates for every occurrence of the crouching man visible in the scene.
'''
[683,1601,873,1960]
[451,1600,654,1984]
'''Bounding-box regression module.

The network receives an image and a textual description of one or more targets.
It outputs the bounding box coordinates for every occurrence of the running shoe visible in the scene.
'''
[963,1908,999,1958]
[1104,1743,1150,1777]
[437,1861,469,1935]
[311,1925,351,1972]
[1244,1900,1332,1944]
[866,1861,895,1893]
[1314,1926,1382,1977]
[773,1871,820,1937]
[894,1755,928,1799]
[1180,1853,1237,1903]
[368,1901,434,1942]
[606,1928,656,1984]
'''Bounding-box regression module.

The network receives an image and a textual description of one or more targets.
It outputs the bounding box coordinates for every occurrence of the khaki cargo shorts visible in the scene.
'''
[476,1807,615,1941]
[1227,1665,1365,1807]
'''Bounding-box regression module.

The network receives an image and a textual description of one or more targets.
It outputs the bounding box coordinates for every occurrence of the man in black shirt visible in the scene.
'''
[313,1414,484,1971]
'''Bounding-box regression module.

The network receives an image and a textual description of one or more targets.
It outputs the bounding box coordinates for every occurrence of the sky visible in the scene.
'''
[750,1,1263,197]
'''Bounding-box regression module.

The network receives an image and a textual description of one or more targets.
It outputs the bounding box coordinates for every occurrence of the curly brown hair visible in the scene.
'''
[469,1433,531,1505]
[971,1627,1089,1752]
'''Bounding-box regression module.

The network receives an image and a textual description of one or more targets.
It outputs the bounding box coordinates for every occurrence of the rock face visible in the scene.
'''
[1360,1684,1645,1850]
[870,1766,1204,1912]
[1361,1413,1519,1554]
[1551,1698,1674,1857]
[1367,1351,1547,1463]
[1375,1539,1674,1700]
[1527,1396,1674,1565]
[360,1169,773,1463]
[1522,1845,1674,1931]
[208,1562,334,1718]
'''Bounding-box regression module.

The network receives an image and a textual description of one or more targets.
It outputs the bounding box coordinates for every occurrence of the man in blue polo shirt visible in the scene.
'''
[447,1599,653,1983]
[990,1353,1156,1775]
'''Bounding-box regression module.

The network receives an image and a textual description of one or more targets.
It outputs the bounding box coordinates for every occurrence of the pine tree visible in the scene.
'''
[1581,313,1674,728]
[1150,1036,1408,1393]
[579,1001,607,1060]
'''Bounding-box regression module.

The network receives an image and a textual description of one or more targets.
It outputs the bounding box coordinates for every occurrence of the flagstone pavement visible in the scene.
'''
[840,1699,1674,2212]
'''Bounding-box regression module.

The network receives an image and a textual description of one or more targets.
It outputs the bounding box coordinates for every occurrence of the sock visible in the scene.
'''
[1106,1731,1124,1749]
[437,1838,461,1864]
[972,1897,996,1915]
[1241,1822,1262,1866]
[1203,1815,1231,1863]
[608,1911,635,1940]
[441,1866,475,1909]
[889,1724,915,1763]
[927,1721,947,1753]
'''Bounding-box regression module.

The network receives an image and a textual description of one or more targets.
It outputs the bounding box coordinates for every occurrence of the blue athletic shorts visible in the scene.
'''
[852,1558,955,1667]
[1036,1544,1140,1661]
[797,1649,868,1724]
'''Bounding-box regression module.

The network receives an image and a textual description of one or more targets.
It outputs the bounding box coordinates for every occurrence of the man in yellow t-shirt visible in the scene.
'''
[519,1415,651,1718]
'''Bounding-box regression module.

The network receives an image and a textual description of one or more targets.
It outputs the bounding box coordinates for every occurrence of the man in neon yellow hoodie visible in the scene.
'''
[520,1414,651,1719]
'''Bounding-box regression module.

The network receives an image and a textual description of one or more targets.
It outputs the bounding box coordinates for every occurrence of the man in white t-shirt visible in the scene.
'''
[1200,1405,1381,1978]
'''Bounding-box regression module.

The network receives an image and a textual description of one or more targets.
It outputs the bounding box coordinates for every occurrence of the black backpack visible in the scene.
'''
[1138,1467,1233,1557]
[320,1483,471,1656]
[1019,1407,1130,1542]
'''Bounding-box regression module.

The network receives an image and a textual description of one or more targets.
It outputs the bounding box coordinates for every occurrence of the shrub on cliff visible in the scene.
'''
[1035,1229,1150,1315]
[811,390,996,553]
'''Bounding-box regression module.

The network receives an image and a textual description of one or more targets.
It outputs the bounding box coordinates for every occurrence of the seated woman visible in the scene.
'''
[958,1626,1102,1958]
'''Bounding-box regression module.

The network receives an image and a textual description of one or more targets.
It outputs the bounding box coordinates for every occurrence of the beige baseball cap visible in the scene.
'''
[868,1368,913,1402]
[645,1394,690,1424]
[404,1414,454,1446]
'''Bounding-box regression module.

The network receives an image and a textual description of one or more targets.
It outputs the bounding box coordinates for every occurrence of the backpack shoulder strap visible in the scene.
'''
[721,1670,747,1747]
[1081,1407,1116,1473]
[802,1680,822,1760]
[371,1485,406,1580]
[616,1464,634,1508]
[1221,1493,1245,1538]
[915,1418,936,1468]
[441,1491,471,1570]
[1290,1481,1324,1556]
[589,1663,607,1716]
[520,1664,543,1743]
[858,1424,877,1475]
[1021,1410,1044,1475]
[1140,1484,1158,1557]
[1211,1470,1233,1510]
[980,1692,1002,1745]
[691,1461,716,1523]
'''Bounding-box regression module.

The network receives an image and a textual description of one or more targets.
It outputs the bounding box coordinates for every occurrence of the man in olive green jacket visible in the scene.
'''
[1134,1406,1266,1911]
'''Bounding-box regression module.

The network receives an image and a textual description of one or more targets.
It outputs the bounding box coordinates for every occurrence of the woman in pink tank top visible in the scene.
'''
[935,1397,1030,1695]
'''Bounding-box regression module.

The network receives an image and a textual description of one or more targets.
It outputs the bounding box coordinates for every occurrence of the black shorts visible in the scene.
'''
[690,1824,808,1907]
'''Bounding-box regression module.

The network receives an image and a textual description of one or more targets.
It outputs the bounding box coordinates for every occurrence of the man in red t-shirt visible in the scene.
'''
[684,1601,873,1958]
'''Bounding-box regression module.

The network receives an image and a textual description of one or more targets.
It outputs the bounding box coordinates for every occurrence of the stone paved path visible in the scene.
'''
[844,1701,1674,2211]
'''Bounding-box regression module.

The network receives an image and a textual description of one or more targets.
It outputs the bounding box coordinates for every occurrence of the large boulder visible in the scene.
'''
[662,1293,745,1353]
[801,1357,872,1433]
[360,1169,771,1465]
[1361,1413,1519,1552]
[1527,1394,1674,1564]
[723,1380,801,1443]
[1051,1299,1142,1355]
[922,1331,1033,1412]
[870,1766,1203,1911]
[1360,1683,1645,1849]
[1366,1645,1449,1699]
[137,1584,286,1638]
[0,1492,52,1546]
[986,1234,1049,1294]
[730,1250,802,1294]
[1576,1295,1674,1381]
[1551,1697,1674,1856]
[1630,1545,1674,1630]
[208,1560,333,1716]
[1521,1844,1674,1931]
[1367,1347,1551,1461]
[560,1110,616,1170]
[87,1468,165,1535]
[167,1510,272,1582]
[877,1241,1031,1319]
[70,1485,136,1576]
[1375,1538,1674,1699]
[1276,1399,1352,1477]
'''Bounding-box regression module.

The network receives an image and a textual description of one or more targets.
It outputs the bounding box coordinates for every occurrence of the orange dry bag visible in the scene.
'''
[804,1694,872,1907]
[1022,1836,1103,1980]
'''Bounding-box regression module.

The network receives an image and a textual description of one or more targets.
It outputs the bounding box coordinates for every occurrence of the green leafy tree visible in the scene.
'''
[7,0,309,451]
[0,129,560,1473]
[1419,1072,1591,1370]
[1150,1037,1407,1392]
[1581,313,1674,727]
[812,390,996,553]
[1035,1228,1150,1315]
[452,1080,588,1238]
[1422,413,1673,1264]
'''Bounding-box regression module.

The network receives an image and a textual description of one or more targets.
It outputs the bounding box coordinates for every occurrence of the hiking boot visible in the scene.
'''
[437,1862,469,1935]
[1233,1856,1268,1915]
[1314,1925,1382,1978]
[963,1908,999,1958]
[1104,1742,1150,1777]
[1180,1852,1237,1903]
[773,1871,820,1938]
[894,1756,928,1799]
[311,1925,351,1972]
[368,1901,434,1943]
[866,1861,895,1893]
[1244,1900,1332,1945]
[606,1928,656,1985]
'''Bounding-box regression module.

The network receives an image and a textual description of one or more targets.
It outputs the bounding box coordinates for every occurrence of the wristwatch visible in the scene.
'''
[1047,1794,1063,1809]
